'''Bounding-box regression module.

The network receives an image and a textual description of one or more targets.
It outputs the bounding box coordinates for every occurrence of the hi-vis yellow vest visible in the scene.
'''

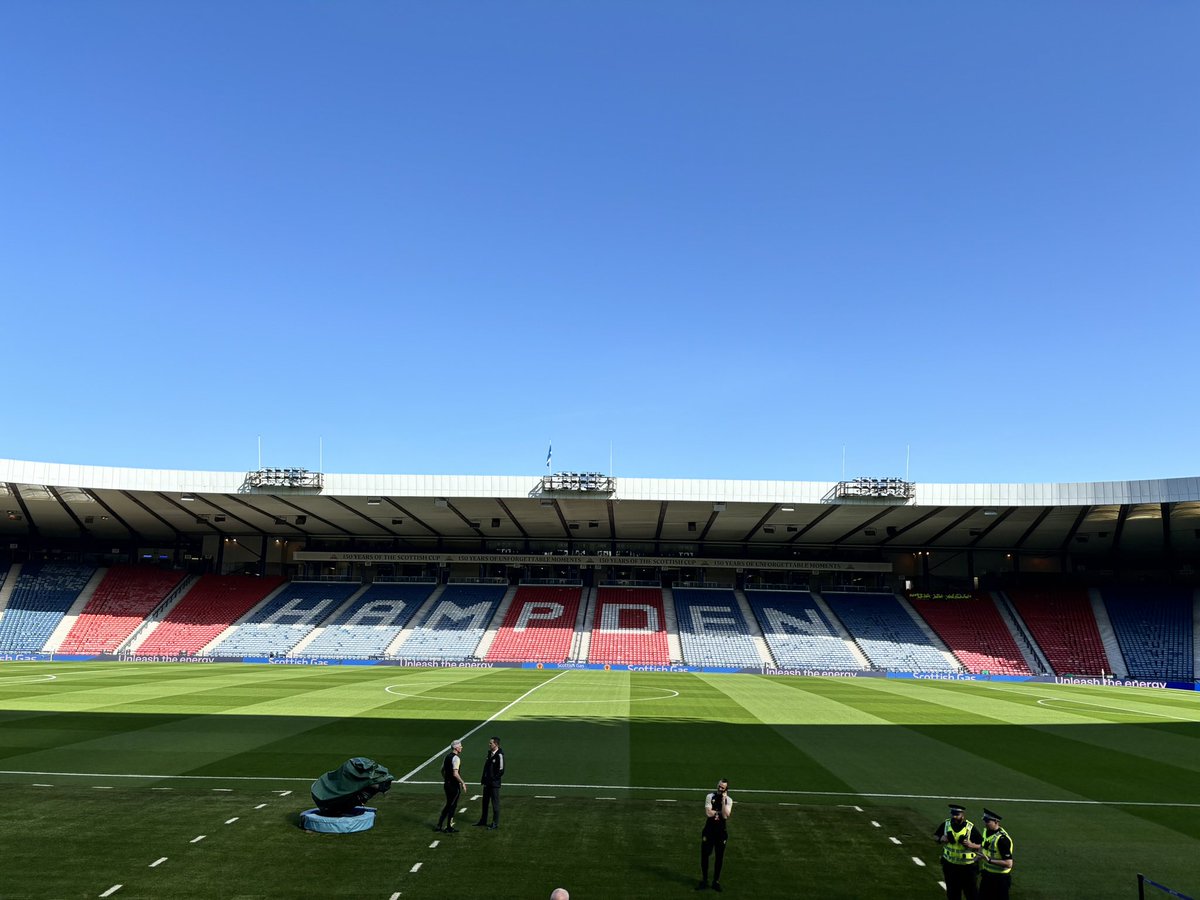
[981,828,1013,875]
[942,819,979,865]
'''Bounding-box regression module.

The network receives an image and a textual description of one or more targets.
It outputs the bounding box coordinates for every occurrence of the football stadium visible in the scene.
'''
[1,458,1198,899]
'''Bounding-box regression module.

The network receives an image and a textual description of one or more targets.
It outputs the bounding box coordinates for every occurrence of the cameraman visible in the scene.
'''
[933,803,983,900]
[697,779,733,892]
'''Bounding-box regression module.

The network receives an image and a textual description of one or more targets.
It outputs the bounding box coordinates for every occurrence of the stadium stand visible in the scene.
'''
[0,562,96,652]
[133,575,285,656]
[822,591,958,672]
[392,584,506,659]
[1101,586,1194,681]
[209,581,361,657]
[299,582,435,658]
[745,590,865,669]
[485,585,582,663]
[57,566,187,655]
[673,588,762,667]
[587,587,670,666]
[1005,587,1110,676]
[908,593,1033,675]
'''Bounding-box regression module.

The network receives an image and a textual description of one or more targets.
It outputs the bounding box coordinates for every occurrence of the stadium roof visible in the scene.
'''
[2,458,1200,557]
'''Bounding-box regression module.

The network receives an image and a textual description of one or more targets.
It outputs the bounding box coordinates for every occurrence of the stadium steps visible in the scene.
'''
[991,592,1051,675]
[0,563,21,616]
[571,585,596,661]
[42,567,109,652]
[1088,587,1128,678]
[733,587,777,666]
[384,583,446,657]
[198,581,291,656]
[290,582,371,656]
[810,590,874,669]
[472,583,519,659]
[894,592,963,671]
[661,586,684,664]
[120,575,200,654]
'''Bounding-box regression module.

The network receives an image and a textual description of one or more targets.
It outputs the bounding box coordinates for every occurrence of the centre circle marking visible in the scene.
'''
[0,673,57,684]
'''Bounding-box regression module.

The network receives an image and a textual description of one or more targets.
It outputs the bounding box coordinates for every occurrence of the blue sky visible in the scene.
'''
[2,2,1197,483]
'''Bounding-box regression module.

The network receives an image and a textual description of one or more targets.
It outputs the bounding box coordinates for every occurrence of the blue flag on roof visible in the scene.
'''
[546,442,552,468]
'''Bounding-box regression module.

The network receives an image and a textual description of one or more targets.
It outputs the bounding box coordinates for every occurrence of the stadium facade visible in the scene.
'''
[0,458,1197,684]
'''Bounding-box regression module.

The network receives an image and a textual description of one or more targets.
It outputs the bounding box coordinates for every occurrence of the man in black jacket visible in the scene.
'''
[473,736,505,830]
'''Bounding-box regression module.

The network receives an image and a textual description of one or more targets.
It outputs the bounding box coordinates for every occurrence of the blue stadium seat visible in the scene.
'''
[822,592,956,672]
[392,585,506,660]
[746,590,865,670]
[210,582,360,656]
[300,582,435,658]
[1102,587,1194,680]
[673,588,761,667]
[0,562,95,652]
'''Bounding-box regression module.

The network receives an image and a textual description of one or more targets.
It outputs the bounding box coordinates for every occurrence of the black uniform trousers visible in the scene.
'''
[437,782,461,829]
[979,872,1011,900]
[479,782,501,825]
[700,821,728,883]
[941,860,979,900]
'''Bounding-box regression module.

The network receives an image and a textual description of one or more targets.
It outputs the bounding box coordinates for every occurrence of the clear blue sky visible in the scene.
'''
[2,2,1197,483]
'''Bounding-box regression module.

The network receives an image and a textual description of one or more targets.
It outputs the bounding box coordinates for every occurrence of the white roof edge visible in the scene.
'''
[1,459,1199,506]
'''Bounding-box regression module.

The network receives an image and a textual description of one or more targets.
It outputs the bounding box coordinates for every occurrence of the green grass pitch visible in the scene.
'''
[1,662,1198,899]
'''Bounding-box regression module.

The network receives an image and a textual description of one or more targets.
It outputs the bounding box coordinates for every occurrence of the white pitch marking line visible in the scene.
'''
[99,886,122,897]
[838,804,863,812]
[149,857,167,868]
[938,881,946,889]
[871,820,880,827]
[470,794,481,801]
[889,837,901,845]
[390,893,402,900]
[596,797,616,800]
[255,804,267,810]
[780,802,800,806]
[212,788,232,792]
[225,817,239,825]
[656,799,676,802]
[430,840,440,848]
[535,795,556,799]
[93,786,113,790]
[409,863,422,873]
[152,788,173,791]
[276,790,293,797]
[190,835,206,843]
[398,670,570,783]
[0,770,313,783]
[33,783,53,787]
[1035,696,1199,722]
[458,807,467,813]
[912,857,926,867]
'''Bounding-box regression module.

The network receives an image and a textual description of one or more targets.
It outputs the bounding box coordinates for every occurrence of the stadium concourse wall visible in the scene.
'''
[3,651,1195,691]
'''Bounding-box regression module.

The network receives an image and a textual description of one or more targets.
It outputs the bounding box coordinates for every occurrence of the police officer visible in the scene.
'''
[933,803,982,900]
[473,735,505,830]
[435,740,465,833]
[978,808,1014,899]
[697,779,732,892]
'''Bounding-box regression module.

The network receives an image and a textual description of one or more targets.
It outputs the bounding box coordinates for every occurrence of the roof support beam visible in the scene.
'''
[1059,506,1092,553]
[969,507,1017,547]
[5,483,38,536]
[879,506,946,546]
[785,505,839,544]
[830,507,898,545]
[741,504,781,543]
[1014,507,1054,549]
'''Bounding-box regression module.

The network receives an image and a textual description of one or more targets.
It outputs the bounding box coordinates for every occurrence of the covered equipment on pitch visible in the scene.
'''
[310,757,395,816]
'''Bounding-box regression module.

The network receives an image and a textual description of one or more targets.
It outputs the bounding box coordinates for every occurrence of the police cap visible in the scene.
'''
[948,804,966,814]
[982,808,1002,822]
